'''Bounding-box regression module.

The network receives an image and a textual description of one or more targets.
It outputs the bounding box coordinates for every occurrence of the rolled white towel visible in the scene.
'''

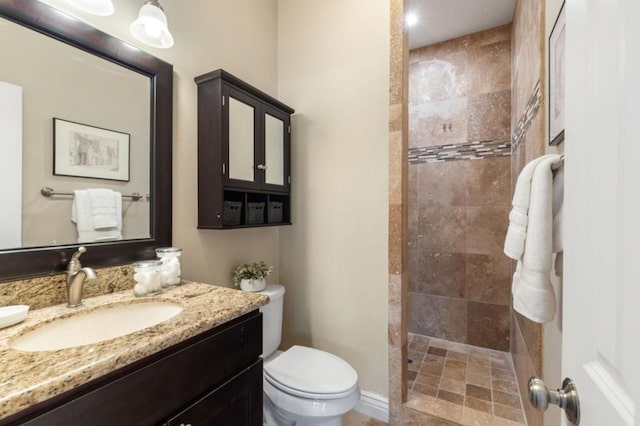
[512,154,562,323]
[504,155,557,260]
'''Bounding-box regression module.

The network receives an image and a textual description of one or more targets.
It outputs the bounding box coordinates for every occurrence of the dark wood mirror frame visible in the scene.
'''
[0,0,173,282]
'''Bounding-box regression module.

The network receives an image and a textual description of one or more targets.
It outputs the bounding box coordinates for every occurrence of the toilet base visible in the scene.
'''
[263,391,346,426]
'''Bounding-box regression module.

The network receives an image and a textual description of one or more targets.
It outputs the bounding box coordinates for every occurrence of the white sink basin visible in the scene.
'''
[9,301,183,352]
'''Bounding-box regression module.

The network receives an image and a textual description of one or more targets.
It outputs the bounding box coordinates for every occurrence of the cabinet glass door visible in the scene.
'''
[264,113,284,186]
[261,105,289,193]
[228,96,255,183]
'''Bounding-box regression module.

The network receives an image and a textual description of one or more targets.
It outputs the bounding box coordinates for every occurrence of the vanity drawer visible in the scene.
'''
[15,312,262,426]
[167,360,263,426]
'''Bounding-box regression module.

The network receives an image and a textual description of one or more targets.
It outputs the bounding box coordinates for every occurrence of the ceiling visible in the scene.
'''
[407,0,517,50]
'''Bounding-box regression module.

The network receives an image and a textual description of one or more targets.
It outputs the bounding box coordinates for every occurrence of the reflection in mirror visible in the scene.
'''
[228,96,256,182]
[0,16,151,250]
[0,80,21,249]
[0,1,172,282]
[264,114,284,186]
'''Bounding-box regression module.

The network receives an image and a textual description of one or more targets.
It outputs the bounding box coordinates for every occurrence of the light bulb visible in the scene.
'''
[144,21,162,38]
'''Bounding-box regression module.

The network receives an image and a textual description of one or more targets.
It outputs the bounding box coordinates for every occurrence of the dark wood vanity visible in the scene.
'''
[195,69,295,229]
[1,311,263,426]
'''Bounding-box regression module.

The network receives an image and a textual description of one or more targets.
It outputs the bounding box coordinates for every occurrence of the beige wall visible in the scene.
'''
[510,0,550,424]
[277,0,390,397]
[39,0,282,287]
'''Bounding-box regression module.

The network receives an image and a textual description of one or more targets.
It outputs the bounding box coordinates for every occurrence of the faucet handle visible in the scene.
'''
[71,246,87,263]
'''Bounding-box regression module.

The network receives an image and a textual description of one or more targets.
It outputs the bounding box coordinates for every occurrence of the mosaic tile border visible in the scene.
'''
[511,79,541,150]
[408,139,511,165]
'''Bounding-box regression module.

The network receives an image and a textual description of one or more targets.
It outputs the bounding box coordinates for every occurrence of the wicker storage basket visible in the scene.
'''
[223,201,242,226]
[267,201,283,223]
[247,202,265,224]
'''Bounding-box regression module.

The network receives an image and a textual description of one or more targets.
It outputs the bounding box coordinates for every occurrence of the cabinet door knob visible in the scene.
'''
[257,164,268,170]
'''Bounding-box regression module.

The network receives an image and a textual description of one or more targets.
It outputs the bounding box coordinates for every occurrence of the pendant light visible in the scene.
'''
[66,0,114,16]
[130,0,174,49]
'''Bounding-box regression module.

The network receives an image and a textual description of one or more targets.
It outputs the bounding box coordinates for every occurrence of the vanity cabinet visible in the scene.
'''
[2,312,263,426]
[195,69,295,229]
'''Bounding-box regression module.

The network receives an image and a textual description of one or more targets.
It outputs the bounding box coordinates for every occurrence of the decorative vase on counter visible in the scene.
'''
[240,278,266,292]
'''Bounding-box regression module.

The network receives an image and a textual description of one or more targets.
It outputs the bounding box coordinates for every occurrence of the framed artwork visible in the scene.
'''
[549,2,566,146]
[53,118,130,181]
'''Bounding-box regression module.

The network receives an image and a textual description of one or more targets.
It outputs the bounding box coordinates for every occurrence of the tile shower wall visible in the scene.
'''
[388,0,409,422]
[408,25,512,351]
[510,0,546,424]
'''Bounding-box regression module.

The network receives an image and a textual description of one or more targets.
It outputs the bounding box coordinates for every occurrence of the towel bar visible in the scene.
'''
[551,155,565,171]
[40,187,146,201]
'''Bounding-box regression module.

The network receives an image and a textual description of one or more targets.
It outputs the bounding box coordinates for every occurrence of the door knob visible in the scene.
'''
[528,376,580,424]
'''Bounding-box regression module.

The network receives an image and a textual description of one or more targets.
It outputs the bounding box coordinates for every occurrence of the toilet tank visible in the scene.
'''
[258,284,285,357]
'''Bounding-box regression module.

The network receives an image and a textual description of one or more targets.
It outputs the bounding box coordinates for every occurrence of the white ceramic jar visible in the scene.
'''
[156,247,182,287]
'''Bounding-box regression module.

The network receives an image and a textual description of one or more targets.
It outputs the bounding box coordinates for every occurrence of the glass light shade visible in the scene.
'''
[129,1,174,49]
[66,0,114,16]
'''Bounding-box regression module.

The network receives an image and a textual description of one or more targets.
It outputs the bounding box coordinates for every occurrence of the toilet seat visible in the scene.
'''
[264,345,358,400]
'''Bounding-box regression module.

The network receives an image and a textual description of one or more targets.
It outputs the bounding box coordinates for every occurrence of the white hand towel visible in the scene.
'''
[88,189,119,229]
[71,189,123,243]
[504,155,557,260]
[512,154,562,323]
[77,230,122,242]
[71,190,92,232]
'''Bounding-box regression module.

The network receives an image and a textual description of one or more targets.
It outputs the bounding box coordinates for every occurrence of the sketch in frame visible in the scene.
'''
[53,118,130,181]
[549,1,566,146]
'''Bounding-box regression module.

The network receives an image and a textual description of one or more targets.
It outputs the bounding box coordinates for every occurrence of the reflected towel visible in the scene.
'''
[88,188,119,229]
[71,189,122,243]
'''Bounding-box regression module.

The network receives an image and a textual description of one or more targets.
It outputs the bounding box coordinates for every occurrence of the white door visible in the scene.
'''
[562,0,640,424]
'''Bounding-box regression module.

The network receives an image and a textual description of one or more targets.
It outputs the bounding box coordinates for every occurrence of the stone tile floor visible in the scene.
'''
[343,333,527,425]
[404,333,526,425]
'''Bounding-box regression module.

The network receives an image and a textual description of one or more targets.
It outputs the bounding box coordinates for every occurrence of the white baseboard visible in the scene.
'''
[354,390,389,423]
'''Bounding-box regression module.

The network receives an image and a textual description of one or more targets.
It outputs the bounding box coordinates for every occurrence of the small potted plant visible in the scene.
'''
[232,261,273,292]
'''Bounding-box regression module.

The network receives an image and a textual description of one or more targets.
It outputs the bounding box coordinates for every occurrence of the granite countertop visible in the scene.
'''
[0,282,268,420]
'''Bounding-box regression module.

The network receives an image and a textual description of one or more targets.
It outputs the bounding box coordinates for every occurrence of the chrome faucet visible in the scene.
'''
[66,246,97,308]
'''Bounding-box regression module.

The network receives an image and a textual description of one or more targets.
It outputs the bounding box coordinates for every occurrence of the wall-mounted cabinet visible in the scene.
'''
[195,69,294,229]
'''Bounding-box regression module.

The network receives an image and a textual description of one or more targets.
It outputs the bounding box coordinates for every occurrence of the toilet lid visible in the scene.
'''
[264,345,358,399]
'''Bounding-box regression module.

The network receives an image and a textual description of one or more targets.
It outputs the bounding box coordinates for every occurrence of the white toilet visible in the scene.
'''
[258,284,360,426]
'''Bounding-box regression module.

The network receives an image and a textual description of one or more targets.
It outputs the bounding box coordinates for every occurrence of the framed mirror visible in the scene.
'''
[0,0,172,281]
